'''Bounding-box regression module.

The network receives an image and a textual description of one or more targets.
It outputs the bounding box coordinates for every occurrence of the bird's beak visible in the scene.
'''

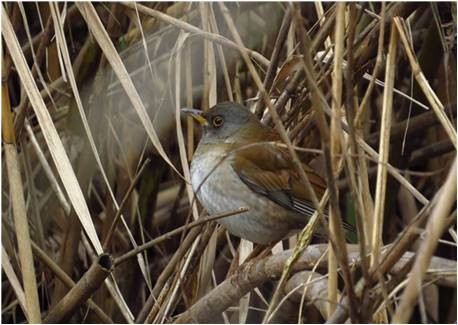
[181,108,208,125]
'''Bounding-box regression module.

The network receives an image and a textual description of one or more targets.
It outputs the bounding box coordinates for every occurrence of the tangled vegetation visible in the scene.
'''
[2,2,456,323]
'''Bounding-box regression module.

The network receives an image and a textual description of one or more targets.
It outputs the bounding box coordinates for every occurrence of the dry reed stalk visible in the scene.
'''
[327,2,346,317]
[173,31,199,223]
[156,234,202,322]
[394,17,457,148]
[199,2,217,111]
[314,1,333,49]
[355,4,385,247]
[44,254,113,323]
[20,136,45,248]
[18,3,57,112]
[393,159,457,323]
[254,9,291,118]
[370,22,397,266]
[50,2,143,262]
[2,246,28,321]
[185,39,195,160]
[2,64,42,323]
[2,5,103,254]
[216,4,334,321]
[238,239,253,323]
[292,5,358,321]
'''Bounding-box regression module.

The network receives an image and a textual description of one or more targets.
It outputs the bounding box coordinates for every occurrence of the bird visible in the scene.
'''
[183,102,348,245]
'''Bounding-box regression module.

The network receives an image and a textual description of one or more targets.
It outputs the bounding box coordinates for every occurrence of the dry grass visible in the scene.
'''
[1,2,456,323]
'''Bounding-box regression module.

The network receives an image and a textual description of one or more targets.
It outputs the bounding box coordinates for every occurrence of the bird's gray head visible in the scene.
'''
[183,102,263,144]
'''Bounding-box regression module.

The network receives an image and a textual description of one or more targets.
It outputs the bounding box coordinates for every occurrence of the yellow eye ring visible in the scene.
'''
[212,116,224,127]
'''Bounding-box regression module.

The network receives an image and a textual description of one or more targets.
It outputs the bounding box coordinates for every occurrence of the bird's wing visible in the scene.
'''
[230,142,326,217]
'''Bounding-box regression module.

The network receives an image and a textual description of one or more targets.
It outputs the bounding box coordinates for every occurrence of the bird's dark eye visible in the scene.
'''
[212,116,224,128]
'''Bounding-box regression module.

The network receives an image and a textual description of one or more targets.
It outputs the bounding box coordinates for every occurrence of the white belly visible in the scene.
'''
[190,145,300,244]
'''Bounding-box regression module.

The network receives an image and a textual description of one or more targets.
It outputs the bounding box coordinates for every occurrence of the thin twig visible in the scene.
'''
[114,207,248,265]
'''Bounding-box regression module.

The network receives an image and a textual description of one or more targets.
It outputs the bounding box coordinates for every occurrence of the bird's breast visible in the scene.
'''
[190,144,303,244]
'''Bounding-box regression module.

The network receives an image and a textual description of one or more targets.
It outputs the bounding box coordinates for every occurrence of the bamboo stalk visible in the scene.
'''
[2,66,42,323]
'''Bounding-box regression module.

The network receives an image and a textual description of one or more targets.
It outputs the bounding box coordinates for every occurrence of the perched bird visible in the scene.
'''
[184,102,336,245]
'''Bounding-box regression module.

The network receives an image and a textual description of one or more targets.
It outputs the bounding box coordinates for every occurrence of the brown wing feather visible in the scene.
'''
[231,142,325,216]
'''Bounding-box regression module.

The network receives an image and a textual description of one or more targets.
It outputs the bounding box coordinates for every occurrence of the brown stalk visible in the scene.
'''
[44,254,113,323]
[20,135,45,248]
[1,246,28,319]
[199,3,213,112]
[264,8,336,125]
